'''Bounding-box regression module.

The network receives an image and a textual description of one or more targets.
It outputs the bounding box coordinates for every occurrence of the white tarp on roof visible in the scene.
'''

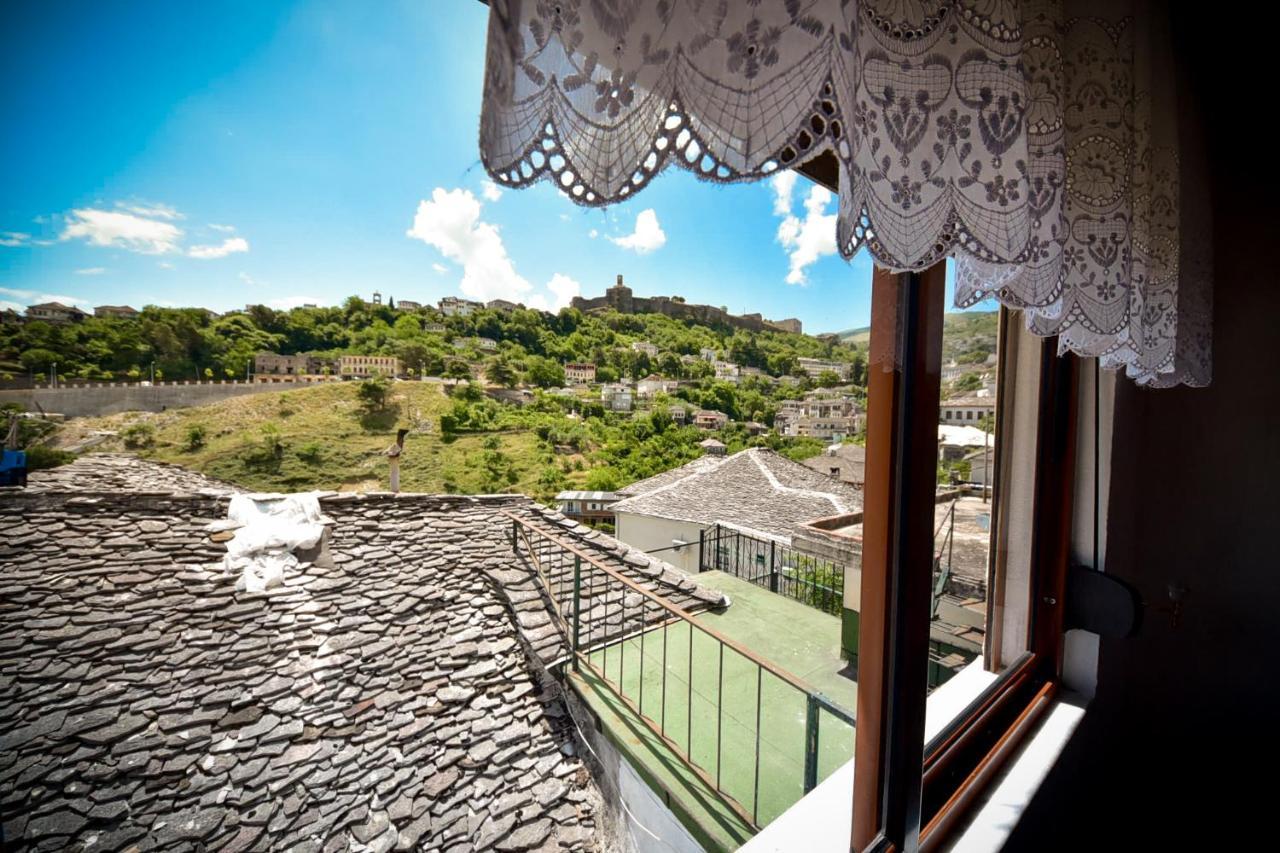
[217,493,330,593]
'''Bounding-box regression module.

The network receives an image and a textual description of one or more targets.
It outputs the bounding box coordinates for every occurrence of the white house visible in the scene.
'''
[636,374,678,398]
[631,341,659,358]
[611,448,863,574]
[940,396,995,425]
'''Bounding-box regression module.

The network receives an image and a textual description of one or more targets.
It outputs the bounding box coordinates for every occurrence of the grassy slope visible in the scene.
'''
[58,382,590,495]
[838,311,998,359]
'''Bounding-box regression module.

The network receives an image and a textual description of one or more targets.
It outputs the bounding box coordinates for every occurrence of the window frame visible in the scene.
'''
[848,263,1078,853]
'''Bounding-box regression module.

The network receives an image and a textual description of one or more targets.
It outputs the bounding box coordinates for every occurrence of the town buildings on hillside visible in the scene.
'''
[940,396,995,425]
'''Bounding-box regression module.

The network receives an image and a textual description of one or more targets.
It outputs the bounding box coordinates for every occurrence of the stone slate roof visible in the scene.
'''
[25,453,241,496]
[610,448,864,539]
[1,457,729,852]
[801,444,866,487]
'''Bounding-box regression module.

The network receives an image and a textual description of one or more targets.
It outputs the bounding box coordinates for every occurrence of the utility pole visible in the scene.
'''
[51,362,57,389]
[150,362,155,384]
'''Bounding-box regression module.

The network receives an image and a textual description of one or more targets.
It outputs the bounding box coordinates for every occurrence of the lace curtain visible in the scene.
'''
[479,0,1210,387]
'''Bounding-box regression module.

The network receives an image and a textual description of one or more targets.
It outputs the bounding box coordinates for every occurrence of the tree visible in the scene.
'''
[487,358,518,388]
[816,369,842,388]
[445,359,473,381]
[356,375,391,413]
[524,356,565,388]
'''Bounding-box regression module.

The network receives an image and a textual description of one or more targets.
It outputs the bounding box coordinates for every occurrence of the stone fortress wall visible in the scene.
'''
[571,276,802,335]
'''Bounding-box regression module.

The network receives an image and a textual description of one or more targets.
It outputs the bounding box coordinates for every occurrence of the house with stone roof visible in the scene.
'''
[0,455,734,852]
[610,448,863,575]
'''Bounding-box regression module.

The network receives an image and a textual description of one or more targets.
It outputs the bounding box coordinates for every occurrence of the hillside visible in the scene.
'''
[49,380,827,499]
[0,297,865,386]
[837,311,998,364]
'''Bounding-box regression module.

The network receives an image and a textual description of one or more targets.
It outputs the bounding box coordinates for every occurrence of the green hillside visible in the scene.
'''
[51,380,826,499]
[837,311,998,364]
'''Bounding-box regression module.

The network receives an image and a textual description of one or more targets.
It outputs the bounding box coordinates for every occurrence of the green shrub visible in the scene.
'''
[297,442,324,464]
[184,424,207,451]
[121,422,156,449]
[25,445,75,470]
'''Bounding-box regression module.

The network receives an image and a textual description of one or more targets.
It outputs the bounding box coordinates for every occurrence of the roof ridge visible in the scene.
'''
[746,448,850,514]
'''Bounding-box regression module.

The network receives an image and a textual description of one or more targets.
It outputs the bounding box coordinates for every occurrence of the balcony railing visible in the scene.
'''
[504,512,856,830]
[698,523,845,616]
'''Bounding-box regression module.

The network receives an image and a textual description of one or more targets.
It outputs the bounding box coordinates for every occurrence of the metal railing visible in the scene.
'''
[697,523,845,616]
[930,498,958,618]
[505,512,856,830]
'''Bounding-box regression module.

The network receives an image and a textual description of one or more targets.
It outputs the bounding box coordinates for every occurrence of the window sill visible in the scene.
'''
[742,658,1000,852]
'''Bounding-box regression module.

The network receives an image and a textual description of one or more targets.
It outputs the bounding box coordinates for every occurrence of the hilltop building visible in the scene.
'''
[438,296,483,317]
[337,355,401,378]
[564,362,596,385]
[93,305,139,319]
[25,302,87,323]
[555,490,621,524]
[796,357,852,381]
[253,352,332,378]
[571,275,802,334]
[940,396,996,425]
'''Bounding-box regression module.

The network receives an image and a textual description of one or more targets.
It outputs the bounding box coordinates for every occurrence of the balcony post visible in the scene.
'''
[572,554,582,671]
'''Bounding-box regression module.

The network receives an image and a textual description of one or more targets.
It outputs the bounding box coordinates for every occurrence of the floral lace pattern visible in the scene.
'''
[479,0,1210,386]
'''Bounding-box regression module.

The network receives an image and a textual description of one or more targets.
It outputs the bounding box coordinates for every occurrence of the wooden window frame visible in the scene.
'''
[849,263,1079,853]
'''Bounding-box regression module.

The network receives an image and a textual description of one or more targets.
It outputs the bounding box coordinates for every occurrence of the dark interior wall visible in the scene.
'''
[1006,10,1280,849]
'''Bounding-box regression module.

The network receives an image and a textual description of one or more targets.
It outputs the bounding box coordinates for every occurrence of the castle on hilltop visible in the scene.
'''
[571,275,802,335]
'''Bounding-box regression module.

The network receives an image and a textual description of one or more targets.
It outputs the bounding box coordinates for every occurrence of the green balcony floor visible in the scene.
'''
[571,570,857,851]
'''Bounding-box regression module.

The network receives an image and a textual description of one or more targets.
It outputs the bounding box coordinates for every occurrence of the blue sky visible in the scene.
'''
[0,1,974,334]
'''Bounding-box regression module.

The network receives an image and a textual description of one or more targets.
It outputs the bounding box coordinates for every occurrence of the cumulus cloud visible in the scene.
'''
[158,261,175,270]
[588,229,599,239]
[75,267,106,275]
[527,273,581,312]
[406,186,584,312]
[481,180,503,202]
[208,223,236,233]
[0,232,30,247]
[770,171,799,216]
[407,187,533,303]
[117,201,183,220]
[773,176,837,285]
[0,286,90,307]
[609,209,666,254]
[61,208,184,254]
[189,237,249,259]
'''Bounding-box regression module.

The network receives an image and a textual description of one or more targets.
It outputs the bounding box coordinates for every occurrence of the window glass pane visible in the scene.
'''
[929,260,1003,694]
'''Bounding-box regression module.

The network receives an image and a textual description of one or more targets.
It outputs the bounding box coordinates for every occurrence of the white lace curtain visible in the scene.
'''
[479,0,1210,387]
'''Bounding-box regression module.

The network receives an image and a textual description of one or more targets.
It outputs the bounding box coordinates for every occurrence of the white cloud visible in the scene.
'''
[770,171,799,216]
[406,187,533,303]
[534,273,580,311]
[431,263,448,274]
[208,223,236,233]
[61,208,184,254]
[588,229,599,239]
[117,201,183,220]
[75,267,106,275]
[0,232,30,247]
[774,181,837,285]
[266,296,322,310]
[0,286,90,307]
[158,261,175,270]
[609,209,666,254]
[189,237,249,259]
[238,272,256,286]
[480,180,503,202]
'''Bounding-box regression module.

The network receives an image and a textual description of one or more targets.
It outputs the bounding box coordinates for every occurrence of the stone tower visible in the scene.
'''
[606,275,633,312]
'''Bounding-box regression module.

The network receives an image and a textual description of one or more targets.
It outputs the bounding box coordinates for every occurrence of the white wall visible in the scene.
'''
[613,512,706,575]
